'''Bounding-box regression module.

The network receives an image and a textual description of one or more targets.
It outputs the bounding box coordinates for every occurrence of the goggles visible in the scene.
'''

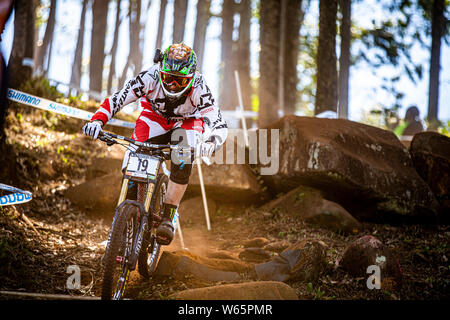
[160,71,192,88]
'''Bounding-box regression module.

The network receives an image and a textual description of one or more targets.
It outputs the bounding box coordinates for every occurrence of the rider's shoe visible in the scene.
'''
[156,203,177,245]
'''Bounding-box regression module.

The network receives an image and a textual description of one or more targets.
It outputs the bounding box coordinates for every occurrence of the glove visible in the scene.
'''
[198,141,215,158]
[82,120,103,139]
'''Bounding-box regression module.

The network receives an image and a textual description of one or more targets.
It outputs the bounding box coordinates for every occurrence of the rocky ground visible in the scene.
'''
[0,107,449,300]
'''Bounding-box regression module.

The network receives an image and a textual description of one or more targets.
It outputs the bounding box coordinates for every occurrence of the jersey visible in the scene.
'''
[91,64,228,147]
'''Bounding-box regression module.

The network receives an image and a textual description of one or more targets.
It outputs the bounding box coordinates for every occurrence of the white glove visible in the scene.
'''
[82,120,103,139]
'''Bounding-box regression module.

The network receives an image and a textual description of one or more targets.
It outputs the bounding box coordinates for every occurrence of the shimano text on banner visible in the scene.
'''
[7,89,135,129]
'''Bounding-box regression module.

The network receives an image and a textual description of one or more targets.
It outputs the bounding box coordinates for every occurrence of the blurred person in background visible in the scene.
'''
[394,105,425,137]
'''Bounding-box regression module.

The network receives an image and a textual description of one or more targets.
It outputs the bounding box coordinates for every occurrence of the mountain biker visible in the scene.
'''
[82,43,228,245]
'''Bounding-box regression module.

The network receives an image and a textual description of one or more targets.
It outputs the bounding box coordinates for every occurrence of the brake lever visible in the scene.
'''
[98,135,116,146]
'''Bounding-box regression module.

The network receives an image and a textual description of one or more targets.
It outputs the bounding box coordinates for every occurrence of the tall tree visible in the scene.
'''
[282,0,304,115]
[193,0,211,71]
[107,0,122,94]
[219,0,235,110]
[315,0,338,116]
[70,0,88,94]
[9,0,35,89]
[236,0,252,111]
[155,0,167,49]
[338,0,351,119]
[35,0,57,77]
[0,0,13,143]
[427,0,445,129]
[173,0,188,42]
[259,0,281,127]
[129,0,143,73]
[89,0,109,98]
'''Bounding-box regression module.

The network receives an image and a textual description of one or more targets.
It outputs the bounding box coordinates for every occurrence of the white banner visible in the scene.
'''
[0,183,33,206]
[7,88,135,129]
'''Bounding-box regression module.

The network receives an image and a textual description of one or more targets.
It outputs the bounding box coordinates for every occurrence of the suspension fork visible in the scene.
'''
[128,162,161,270]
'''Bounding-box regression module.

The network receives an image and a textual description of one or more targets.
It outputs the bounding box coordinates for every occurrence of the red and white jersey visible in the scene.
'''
[91,64,228,146]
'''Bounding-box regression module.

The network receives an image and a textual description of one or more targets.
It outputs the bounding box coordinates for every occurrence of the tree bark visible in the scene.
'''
[219,0,235,110]
[107,0,121,94]
[35,0,57,76]
[258,0,281,127]
[282,0,304,115]
[9,0,35,89]
[236,0,252,111]
[129,0,143,73]
[427,0,444,130]
[70,0,88,93]
[173,0,188,43]
[0,0,13,143]
[193,0,210,72]
[155,0,167,50]
[338,0,351,119]
[315,0,338,116]
[89,0,109,98]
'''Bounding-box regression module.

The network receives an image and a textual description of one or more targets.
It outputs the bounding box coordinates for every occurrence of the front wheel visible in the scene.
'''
[138,174,168,279]
[101,203,138,300]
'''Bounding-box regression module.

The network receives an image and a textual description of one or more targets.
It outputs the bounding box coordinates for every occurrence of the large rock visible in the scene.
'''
[259,116,439,223]
[65,172,122,216]
[186,163,268,204]
[410,132,450,222]
[171,281,298,300]
[338,235,402,291]
[154,250,251,282]
[254,239,327,282]
[238,248,273,263]
[261,185,361,234]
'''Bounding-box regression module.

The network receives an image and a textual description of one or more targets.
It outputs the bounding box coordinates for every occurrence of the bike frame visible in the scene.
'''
[99,131,191,271]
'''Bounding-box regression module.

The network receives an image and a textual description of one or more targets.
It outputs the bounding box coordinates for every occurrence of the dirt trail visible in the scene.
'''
[1,108,449,300]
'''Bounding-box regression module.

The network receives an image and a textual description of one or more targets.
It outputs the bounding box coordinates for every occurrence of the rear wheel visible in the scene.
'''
[138,174,168,279]
[101,203,138,300]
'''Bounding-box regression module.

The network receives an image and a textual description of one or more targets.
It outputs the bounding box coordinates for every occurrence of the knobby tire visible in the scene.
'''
[101,204,138,300]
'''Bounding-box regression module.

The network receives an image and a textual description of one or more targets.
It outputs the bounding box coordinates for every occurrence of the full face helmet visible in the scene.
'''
[159,43,197,101]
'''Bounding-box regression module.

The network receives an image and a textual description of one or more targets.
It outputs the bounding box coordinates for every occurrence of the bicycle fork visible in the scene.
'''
[128,181,155,271]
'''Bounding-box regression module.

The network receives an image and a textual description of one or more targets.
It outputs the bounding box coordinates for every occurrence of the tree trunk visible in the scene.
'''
[173,0,188,43]
[258,0,281,127]
[70,0,88,94]
[235,0,252,111]
[282,0,304,115]
[219,0,235,110]
[155,0,167,50]
[193,0,210,72]
[35,0,56,76]
[427,0,444,130]
[338,0,351,119]
[9,0,35,89]
[89,0,109,99]
[129,0,143,73]
[119,60,130,86]
[315,0,338,116]
[107,0,121,94]
[0,0,13,143]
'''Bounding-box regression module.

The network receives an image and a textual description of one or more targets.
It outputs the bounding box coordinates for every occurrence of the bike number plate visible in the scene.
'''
[126,153,159,179]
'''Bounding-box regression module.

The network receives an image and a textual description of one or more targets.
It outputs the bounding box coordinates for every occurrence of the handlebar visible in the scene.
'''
[98,130,194,153]
[98,130,211,165]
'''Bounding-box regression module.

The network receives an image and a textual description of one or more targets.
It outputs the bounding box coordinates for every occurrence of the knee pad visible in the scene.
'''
[168,128,195,185]
[169,161,192,185]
